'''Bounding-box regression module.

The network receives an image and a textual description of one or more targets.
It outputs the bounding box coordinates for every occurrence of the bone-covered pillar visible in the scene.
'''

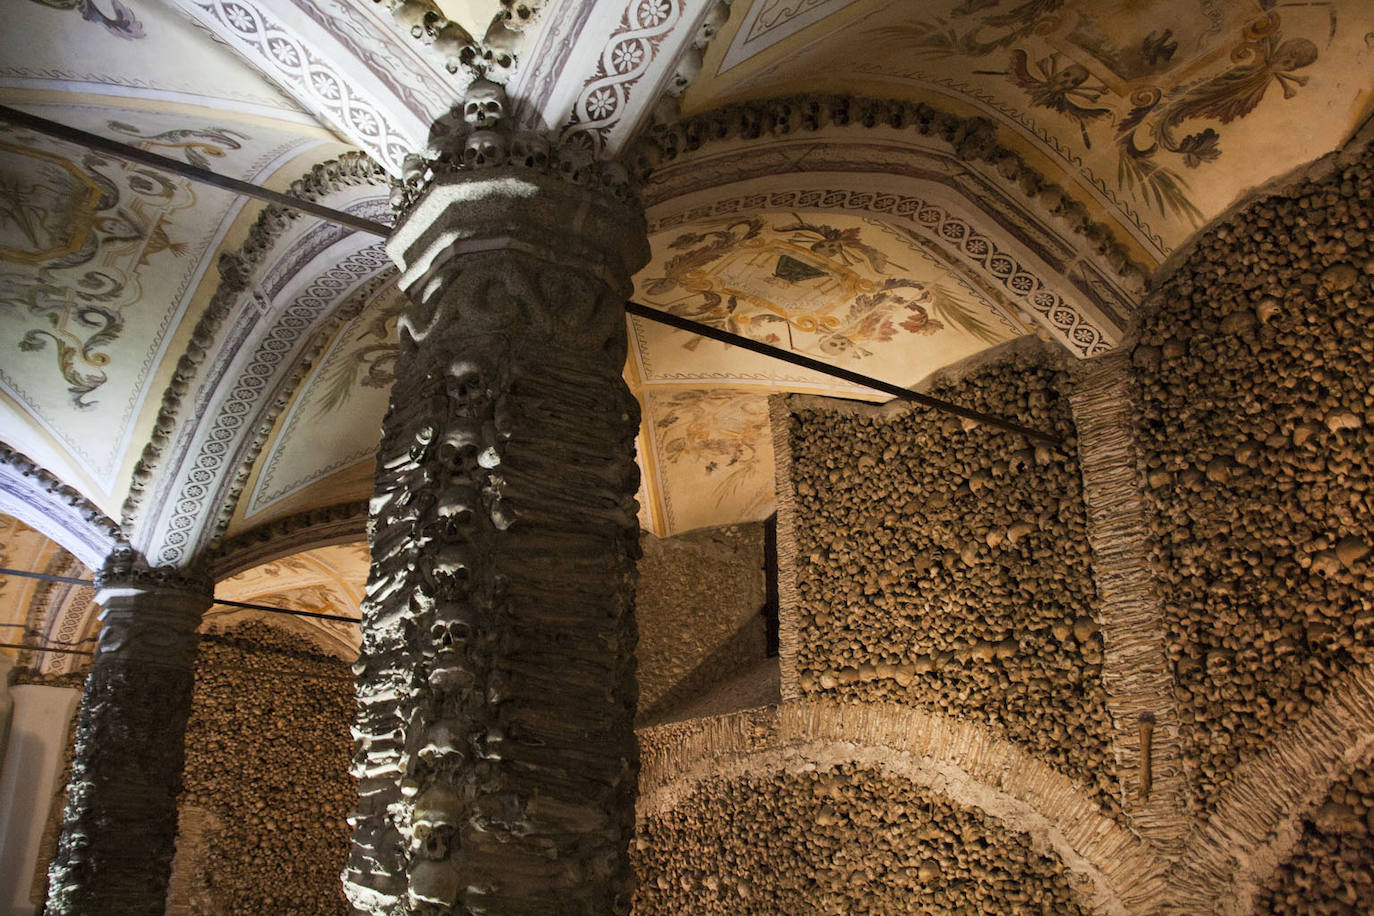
[344,80,649,915]
[44,550,211,915]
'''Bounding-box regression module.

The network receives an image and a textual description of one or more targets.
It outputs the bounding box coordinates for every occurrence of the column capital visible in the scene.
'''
[394,78,643,210]
[94,547,213,597]
[92,549,211,669]
[389,80,649,302]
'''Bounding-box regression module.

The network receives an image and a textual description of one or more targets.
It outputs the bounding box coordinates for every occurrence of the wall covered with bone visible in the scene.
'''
[632,763,1089,915]
[172,623,355,915]
[1132,141,1374,818]
[1255,749,1374,915]
[779,352,1120,813]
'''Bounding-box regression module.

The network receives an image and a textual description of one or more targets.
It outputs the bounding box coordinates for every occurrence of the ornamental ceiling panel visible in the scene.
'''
[631,210,1024,389]
[236,279,403,530]
[636,387,778,537]
[690,0,1374,258]
[212,540,366,657]
[0,102,339,513]
[3,0,317,121]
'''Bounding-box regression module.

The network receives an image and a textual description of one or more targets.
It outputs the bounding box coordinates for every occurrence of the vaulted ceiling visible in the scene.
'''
[1,0,1371,663]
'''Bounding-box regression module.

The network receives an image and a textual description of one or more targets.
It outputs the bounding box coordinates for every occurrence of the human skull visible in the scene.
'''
[509,131,549,169]
[418,719,464,764]
[463,130,505,168]
[409,859,461,909]
[411,784,462,859]
[462,78,506,128]
[429,613,471,652]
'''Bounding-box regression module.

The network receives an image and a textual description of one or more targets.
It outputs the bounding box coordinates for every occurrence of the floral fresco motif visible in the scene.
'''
[863,1,1330,225]
[0,122,240,408]
[312,295,404,416]
[652,390,773,520]
[26,0,146,39]
[106,122,246,170]
[639,212,1011,362]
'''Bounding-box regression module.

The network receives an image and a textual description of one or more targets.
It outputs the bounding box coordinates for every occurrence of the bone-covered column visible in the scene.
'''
[45,551,211,915]
[344,81,649,915]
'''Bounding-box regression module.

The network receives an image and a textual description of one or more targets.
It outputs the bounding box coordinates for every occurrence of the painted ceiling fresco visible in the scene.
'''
[0,513,94,676]
[632,210,1022,384]
[690,0,1374,258]
[4,0,315,120]
[0,104,339,513]
[0,0,353,515]
[214,541,366,657]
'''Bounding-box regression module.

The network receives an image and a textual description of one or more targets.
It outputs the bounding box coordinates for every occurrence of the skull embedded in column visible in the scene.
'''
[462,78,507,129]
[463,130,506,168]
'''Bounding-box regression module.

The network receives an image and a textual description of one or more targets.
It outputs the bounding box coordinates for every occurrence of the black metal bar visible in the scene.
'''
[210,597,360,624]
[0,641,93,657]
[0,567,360,623]
[0,566,92,587]
[0,104,392,238]
[625,301,1061,444]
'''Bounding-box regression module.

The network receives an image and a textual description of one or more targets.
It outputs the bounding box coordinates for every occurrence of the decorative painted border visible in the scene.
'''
[560,0,685,154]
[147,243,391,566]
[291,0,452,120]
[244,282,400,515]
[173,0,422,173]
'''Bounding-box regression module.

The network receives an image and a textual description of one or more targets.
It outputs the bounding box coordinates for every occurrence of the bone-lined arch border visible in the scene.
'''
[638,698,1165,915]
[121,153,390,527]
[138,241,392,567]
[642,95,1150,291]
[209,500,367,580]
[1165,663,1374,915]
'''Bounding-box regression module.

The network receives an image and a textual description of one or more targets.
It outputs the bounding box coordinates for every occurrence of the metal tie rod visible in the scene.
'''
[625,302,1061,444]
[0,104,1058,444]
[0,567,361,624]
[0,104,392,237]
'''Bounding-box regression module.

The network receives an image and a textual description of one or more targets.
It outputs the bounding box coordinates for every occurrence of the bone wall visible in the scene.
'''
[631,762,1090,914]
[779,351,1118,811]
[635,524,766,717]
[1255,754,1374,915]
[175,623,355,915]
[1132,141,1374,816]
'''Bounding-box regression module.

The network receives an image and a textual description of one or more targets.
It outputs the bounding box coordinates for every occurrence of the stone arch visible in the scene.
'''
[0,443,118,571]
[1164,664,1374,915]
[208,501,368,581]
[122,154,393,567]
[641,95,1148,357]
[637,698,1165,915]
